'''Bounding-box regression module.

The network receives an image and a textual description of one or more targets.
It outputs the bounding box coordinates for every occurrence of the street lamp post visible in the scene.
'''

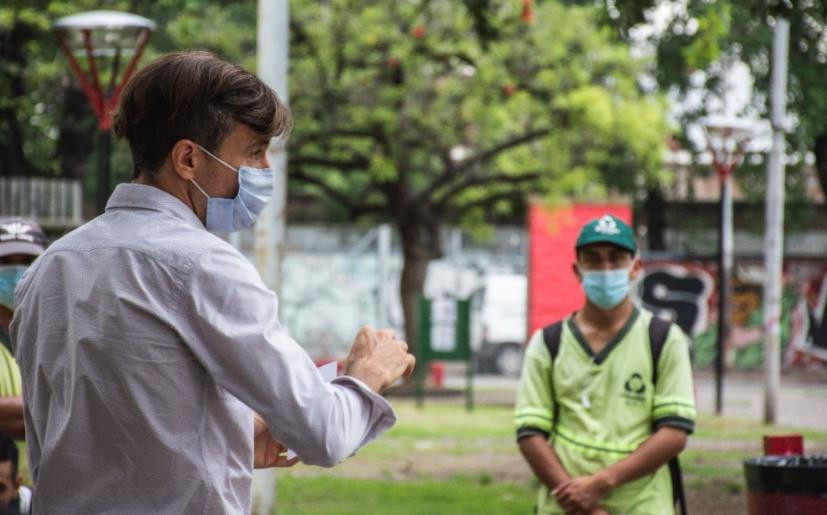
[53,11,155,214]
[703,117,754,415]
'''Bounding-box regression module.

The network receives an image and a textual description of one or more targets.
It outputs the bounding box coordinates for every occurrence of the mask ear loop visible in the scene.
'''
[190,179,210,200]
[191,144,240,200]
[197,145,239,174]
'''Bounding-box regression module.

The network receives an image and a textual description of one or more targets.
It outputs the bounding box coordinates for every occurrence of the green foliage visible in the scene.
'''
[3,1,668,220]
[605,0,827,210]
[2,1,668,326]
[0,0,256,180]
[683,3,731,71]
[287,0,669,226]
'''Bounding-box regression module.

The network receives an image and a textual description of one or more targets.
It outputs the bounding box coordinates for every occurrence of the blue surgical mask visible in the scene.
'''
[191,145,274,232]
[0,265,27,311]
[580,267,631,310]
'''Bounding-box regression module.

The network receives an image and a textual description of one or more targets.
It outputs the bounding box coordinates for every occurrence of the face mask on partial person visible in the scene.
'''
[580,266,632,311]
[190,145,275,233]
[0,265,27,311]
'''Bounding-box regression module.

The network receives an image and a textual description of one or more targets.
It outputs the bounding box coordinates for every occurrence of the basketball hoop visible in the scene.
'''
[702,116,755,180]
[701,114,756,416]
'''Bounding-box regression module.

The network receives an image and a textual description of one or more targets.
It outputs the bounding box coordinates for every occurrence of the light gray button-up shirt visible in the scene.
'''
[11,183,396,514]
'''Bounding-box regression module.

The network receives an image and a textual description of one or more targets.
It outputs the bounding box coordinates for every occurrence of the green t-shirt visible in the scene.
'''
[514,308,696,515]
[0,337,29,483]
[0,343,21,397]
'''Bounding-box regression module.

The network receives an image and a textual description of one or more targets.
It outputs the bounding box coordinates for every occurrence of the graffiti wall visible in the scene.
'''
[639,260,827,369]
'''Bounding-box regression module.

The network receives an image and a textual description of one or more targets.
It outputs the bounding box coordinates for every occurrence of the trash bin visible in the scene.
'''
[743,455,827,515]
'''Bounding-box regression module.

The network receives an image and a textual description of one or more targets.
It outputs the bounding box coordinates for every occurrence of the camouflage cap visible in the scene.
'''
[575,214,636,254]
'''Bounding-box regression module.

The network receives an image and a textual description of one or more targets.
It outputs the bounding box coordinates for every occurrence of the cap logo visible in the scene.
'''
[0,221,35,243]
[594,215,620,236]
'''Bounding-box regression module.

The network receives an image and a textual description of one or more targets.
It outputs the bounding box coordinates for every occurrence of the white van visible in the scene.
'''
[471,273,527,376]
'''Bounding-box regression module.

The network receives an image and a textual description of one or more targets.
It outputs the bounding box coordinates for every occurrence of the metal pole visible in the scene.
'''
[764,18,789,425]
[377,224,391,327]
[253,0,289,292]
[450,228,462,296]
[96,130,111,214]
[716,169,733,415]
[251,0,289,513]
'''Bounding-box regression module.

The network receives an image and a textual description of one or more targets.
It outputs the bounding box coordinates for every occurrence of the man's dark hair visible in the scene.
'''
[112,50,291,178]
[0,433,18,480]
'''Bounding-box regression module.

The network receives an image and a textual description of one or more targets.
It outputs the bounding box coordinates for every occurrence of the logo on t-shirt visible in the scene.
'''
[622,372,646,404]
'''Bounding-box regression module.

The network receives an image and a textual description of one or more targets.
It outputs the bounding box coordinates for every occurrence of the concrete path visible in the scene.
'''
[693,370,827,431]
[442,364,827,431]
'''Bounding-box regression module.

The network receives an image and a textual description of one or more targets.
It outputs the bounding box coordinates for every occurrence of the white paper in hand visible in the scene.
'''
[286,360,339,461]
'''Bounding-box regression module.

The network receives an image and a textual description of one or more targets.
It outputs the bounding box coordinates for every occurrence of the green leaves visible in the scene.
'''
[683,3,731,71]
[2,0,668,224]
[288,0,668,225]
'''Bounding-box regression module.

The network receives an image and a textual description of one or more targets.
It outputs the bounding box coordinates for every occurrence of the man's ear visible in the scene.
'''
[630,256,643,280]
[13,473,20,490]
[169,139,202,181]
[572,262,582,283]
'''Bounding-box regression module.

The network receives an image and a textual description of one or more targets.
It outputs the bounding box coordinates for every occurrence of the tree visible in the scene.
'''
[2,1,668,351]
[287,0,668,349]
[603,0,827,217]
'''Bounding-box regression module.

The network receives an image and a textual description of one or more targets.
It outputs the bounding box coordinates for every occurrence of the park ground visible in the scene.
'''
[275,367,827,514]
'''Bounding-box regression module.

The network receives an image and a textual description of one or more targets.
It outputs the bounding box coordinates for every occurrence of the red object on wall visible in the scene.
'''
[527,202,632,337]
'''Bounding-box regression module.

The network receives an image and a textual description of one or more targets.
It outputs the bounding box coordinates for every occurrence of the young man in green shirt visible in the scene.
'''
[515,214,695,515]
[0,217,46,440]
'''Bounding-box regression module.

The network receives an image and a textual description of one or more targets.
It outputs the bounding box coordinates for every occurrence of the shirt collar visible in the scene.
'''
[105,183,205,230]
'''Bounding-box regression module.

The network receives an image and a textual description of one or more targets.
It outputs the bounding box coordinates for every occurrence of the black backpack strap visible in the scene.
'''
[670,457,687,515]
[648,315,672,386]
[542,321,564,437]
[542,321,564,362]
[648,315,687,515]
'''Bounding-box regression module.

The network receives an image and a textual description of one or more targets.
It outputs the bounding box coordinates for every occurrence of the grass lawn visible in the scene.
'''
[274,399,827,514]
[276,475,534,515]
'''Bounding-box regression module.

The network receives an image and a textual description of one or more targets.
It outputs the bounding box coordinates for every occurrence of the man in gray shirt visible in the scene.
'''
[11,51,415,514]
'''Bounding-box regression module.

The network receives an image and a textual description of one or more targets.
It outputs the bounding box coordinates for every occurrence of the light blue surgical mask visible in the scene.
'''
[0,265,27,311]
[191,145,274,233]
[580,267,632,310]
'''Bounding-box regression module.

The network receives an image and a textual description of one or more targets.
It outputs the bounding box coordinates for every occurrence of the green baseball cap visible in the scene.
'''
[575,214,637,254]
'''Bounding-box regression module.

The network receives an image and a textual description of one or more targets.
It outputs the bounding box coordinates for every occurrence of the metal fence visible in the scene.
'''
[0,176,83,228]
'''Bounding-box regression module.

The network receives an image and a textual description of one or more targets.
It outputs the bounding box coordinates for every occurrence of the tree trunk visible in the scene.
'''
[644,186,666,251]
[0,22,33,177]
[398,216,441,356]
[57,86,97,179]
[813,133,827,210]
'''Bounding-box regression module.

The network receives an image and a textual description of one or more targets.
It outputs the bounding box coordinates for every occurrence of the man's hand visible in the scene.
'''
[552,474,611,514]
[343,326,415,393]
[253,413,299,469]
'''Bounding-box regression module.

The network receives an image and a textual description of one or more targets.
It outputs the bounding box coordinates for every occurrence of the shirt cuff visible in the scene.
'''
[653,416,695,434]
[333,375,397,444]
[516,426,550,442]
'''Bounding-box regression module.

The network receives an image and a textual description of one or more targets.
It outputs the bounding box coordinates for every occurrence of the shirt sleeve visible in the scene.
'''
[652,325,697,434]
[177,243,396,467]
[514,329,554,441]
